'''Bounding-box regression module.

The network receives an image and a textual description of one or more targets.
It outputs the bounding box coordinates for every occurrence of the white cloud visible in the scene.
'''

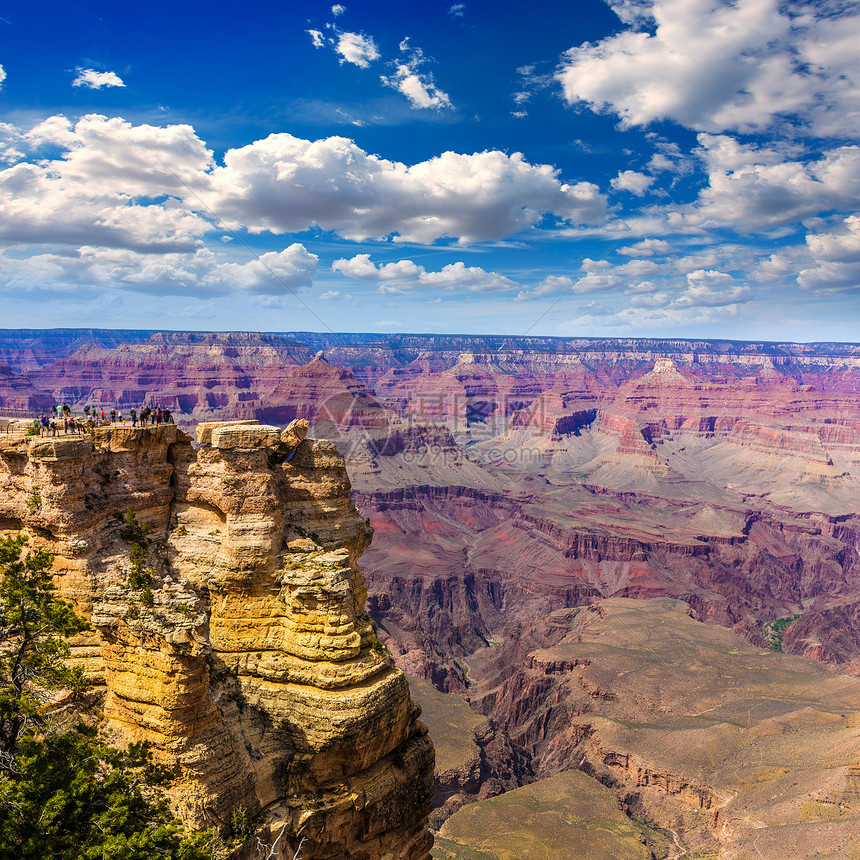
[449,3,466,17]
[381,63,451,110]
[798,214,860,292]
[308,29,326,48]
[615,257,663,278]
[0,65,6,89]
[0,244,317,297]
[557,0,860,136]
[618,238,673,256]
[331,4,346,16]
[514,268,625,302]
[335,32,379,68]
[205,134,606,243]
[0,114,213,251]
[381,41,452,111]
[72,68,125,89]
[806,215,860,264]
[687,135,860,231]
[332,254,518,293]
[610,169,654,195]
[0,115,606,255]
[675,269,750,307]
[515,275,573,301]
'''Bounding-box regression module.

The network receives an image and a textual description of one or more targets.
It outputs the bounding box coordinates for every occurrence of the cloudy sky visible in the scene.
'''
[1,0,859,341]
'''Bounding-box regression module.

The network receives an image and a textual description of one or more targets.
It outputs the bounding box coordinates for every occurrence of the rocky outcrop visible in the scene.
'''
[0,420,434,859]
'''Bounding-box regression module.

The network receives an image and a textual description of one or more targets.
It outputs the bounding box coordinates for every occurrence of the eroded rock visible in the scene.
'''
[0,422,434,859]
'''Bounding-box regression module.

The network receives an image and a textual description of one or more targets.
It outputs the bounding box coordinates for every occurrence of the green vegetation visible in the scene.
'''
[0,533,214,860]
[24,494,40,511]
[120,511,150,545]
[407,677,484,775]
[0,727,215,860]
[230,805,254,843]
[127,543,152,589]
[140,586,154,607]
[763,614,801,652]
[0,535,88,762]
[121,512,153,589]
[436,770,660,860]
[370,640,387,657]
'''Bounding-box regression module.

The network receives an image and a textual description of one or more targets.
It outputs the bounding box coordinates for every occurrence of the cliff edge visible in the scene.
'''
[0,419,435,859]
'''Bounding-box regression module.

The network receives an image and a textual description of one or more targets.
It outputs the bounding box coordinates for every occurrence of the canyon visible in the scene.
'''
[4,328,860,858]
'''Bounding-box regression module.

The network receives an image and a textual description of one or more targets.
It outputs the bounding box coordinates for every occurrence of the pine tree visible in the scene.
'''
[0,534,214,860]
[0,534,88,768]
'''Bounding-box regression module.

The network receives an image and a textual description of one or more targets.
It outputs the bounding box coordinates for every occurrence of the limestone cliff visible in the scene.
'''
[0,420,434,859]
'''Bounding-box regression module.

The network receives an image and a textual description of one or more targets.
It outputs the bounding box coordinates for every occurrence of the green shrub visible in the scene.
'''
[230,804,255,843]
[119,511,150,545]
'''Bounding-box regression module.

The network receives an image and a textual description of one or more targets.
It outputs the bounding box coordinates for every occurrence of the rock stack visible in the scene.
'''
[0,419,434,859]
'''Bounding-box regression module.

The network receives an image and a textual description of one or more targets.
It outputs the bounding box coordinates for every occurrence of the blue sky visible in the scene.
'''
[1,0,859,341]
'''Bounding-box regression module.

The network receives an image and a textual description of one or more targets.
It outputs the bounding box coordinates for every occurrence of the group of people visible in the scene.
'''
[32,413,87,436]
[129,406,173,426]
[31,403,174,436]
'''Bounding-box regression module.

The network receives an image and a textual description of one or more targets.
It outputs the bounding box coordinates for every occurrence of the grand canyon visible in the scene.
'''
[3,329,860,859]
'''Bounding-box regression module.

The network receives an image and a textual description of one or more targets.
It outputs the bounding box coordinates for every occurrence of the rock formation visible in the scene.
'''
[0,420,434,859]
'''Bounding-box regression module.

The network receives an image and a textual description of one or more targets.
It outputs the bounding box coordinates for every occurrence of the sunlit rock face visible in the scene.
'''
[0,420,434,860]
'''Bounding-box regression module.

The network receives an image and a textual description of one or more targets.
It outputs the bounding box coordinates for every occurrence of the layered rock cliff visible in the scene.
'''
[0,420,434,859]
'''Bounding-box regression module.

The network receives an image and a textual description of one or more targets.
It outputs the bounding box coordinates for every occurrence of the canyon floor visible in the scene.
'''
[3,330,860,858]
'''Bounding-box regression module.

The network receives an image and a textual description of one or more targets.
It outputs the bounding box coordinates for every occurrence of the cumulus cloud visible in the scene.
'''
[618,238,673,256]
[610,169,655,195]
[335,32,380,68]
[204,134,606,243]
[308,29,326,48]
[676,268,750,306]
[72,68,125,89]
[449,3,466,17]
[0,115,606,255]
[514,268,625,301]
[798,214,860,292]
[331,4,346,16]
[0,65,6,89]
[0,114,213,251]
[557,0,860,136]
[332,254,518,293]
[0,244,317,297]
[687,135,860,231]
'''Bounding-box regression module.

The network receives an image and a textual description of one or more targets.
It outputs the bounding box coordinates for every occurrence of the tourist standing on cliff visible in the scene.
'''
[130,408,137,427]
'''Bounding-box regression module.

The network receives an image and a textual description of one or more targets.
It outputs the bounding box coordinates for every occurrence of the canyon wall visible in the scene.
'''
[0,420,434,859]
